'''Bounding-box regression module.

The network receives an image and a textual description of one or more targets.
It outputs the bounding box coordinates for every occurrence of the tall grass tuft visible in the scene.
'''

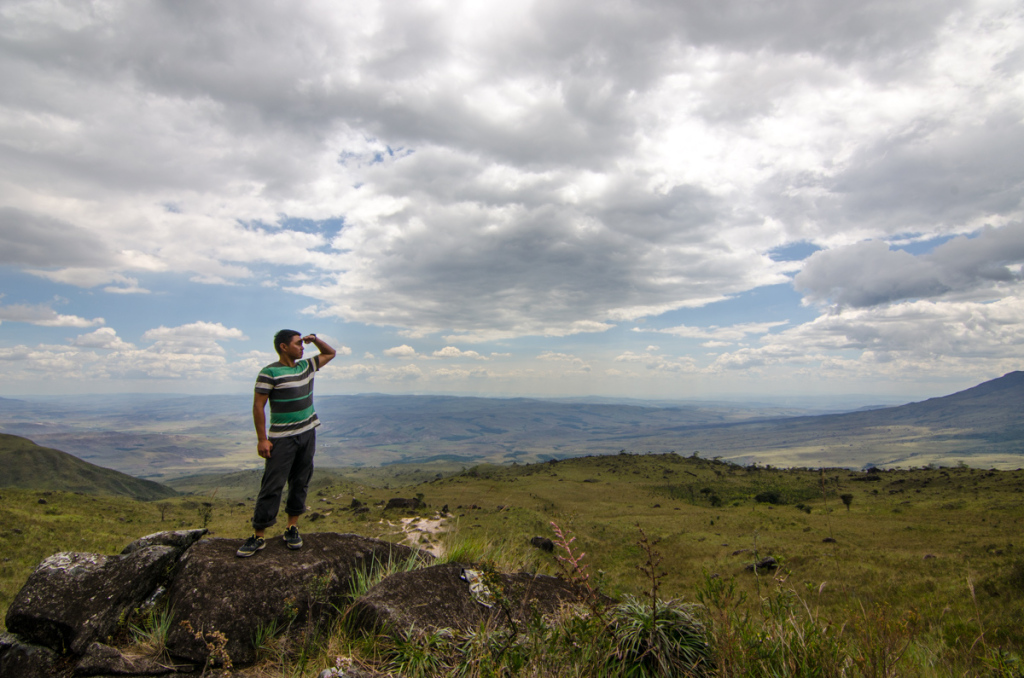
[607,595,713,677]
[348,550,424,599]
[127,605,174,662]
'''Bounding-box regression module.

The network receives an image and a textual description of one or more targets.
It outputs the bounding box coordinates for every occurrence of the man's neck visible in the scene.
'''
[279,355,297,368]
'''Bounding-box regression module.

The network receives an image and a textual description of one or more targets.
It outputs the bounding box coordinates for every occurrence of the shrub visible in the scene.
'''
[754,490,782,505]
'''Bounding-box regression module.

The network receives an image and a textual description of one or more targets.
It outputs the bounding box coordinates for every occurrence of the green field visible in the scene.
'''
[3,453,1023,675]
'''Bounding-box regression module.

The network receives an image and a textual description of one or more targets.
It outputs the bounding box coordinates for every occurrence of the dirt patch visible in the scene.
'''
[380,514,448,557]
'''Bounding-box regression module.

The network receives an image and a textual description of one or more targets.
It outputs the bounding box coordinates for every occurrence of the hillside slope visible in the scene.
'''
[0,433,177,500]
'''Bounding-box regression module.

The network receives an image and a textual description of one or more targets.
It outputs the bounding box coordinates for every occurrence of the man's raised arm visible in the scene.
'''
[304,334,337,368]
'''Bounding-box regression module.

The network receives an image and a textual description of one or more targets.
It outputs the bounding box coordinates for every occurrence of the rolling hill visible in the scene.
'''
[0,433,177,500]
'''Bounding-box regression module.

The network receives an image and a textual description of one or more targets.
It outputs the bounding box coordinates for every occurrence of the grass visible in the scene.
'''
[3,452,1024,675]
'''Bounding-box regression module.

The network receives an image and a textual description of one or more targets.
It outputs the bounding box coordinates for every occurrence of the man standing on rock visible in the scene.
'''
[237,330,336,557]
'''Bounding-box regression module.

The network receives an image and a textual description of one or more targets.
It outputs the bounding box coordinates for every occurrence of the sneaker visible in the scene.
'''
[283,525,303,550]
[236,535,265,557]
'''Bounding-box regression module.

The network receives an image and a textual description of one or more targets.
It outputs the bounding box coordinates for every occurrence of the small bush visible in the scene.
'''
[754,490,783,505]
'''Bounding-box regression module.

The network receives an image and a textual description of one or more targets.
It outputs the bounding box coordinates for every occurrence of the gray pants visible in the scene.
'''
[252,429,315,530]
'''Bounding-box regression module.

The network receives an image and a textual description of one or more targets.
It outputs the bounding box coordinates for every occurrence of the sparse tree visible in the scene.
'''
[840,493,854,512]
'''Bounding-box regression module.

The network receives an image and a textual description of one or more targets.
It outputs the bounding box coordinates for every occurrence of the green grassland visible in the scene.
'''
[4,453,1024,674]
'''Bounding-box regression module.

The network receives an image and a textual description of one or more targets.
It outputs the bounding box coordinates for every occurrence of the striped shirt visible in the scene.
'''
[254,357,320,438]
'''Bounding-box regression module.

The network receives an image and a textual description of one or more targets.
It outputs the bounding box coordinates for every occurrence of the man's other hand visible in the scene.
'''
[258,439,273,458]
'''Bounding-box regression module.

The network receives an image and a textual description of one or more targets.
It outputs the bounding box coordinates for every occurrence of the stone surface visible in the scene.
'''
[384,498,423,510]
[0,632,63,678]
[529,536,554,552]
[165,533,425,666]
[74,641,188,675]
[745,556,779,573]
[6,545,179,655]
[121,529,208,556]
[351,563,587,634]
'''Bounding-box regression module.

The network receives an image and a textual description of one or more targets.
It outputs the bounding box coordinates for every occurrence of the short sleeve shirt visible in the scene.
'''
[254,357,320,438]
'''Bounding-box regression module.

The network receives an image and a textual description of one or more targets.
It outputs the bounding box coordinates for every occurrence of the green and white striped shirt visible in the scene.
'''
[254,357,320,438]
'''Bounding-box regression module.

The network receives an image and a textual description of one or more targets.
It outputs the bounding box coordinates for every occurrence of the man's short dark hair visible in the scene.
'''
[274,329,301,355]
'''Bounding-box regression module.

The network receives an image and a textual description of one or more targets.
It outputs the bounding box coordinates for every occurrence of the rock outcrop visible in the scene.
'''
[164,533,424,665]
[351,563,587,634]
[6,546,180,655]
[0,631,61,678]
[2,528,597,675]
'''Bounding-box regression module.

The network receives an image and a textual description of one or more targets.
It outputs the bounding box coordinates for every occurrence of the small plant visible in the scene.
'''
[840,493,854,511]
[128,605,174,661]
[383,627,455,678]
[607,595,713,677]
[180,619,232,675]
[550,520,603,617]
[197,502,214,528]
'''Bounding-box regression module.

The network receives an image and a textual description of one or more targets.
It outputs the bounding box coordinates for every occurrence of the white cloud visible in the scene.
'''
[71,327,134,350]
[708,296,1024,375]
[0,303,103,328]
[330,362,424,382]
[141,321,247,355]
[433,346,485,359]
[795,222,1024,308]
[383,344,418,358]
[0,0,1022,393]
[642,320,789,343]
[614,349,698,373]
[536,351,591,372]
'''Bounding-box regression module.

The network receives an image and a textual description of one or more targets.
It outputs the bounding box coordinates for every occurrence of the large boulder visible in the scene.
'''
[6,545,179,655]
[121,528,208,556]
[351,563,589,635]
[0,632,62,678]
[165,533,426,666]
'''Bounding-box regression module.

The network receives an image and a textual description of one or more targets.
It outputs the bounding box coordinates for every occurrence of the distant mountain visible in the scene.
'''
[651,371,1024,468]
[1,373,1021,475]
[0,433,177,500]
[763,371,1024,437]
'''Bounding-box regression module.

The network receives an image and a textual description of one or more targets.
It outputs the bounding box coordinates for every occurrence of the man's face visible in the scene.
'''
[279,334,304,360]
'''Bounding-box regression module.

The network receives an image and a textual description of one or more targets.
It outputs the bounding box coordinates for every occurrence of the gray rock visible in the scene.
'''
[121,529,208,556]
[6,545,179,655]
[0,632,61,678]
[745,556,779,573]
[384,498,423,510]
[529,536,554,552]
[75,641,189,675]
[351,563,588,635]
[164,533,427,666]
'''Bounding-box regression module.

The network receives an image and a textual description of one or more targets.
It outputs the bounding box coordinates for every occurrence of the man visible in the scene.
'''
[236,329,337,557]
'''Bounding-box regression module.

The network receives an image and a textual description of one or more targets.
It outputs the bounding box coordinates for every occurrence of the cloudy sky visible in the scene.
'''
[1,0,1022,402]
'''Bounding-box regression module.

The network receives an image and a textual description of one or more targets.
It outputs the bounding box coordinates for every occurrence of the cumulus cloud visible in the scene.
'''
[795,222,1024,308]
[0,302,103,328]
[614,349,698,373]
[71,327,134,350]
[433,346,485,359]
[383,344,418,358]
[0,208,112,268]
[1,0,1022,387]
[141,322,247,355]
[708,296,1024,375]
[537,351,591,372]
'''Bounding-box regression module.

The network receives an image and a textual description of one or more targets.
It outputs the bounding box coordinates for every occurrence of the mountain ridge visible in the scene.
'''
[0,433,177,500]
